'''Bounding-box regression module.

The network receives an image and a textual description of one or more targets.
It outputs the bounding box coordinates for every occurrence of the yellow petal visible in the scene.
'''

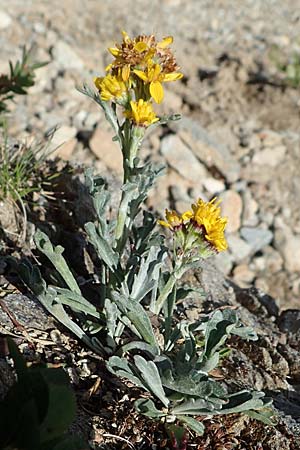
[182,210,193,220]
[108,47,120,57]
[157,36,173,48]
[94,77,102,89]
[134,41,148,53]
[157,219,171,228]
[122,65,131,81]
[133,69,148,81]
[153,63,162,78]
[150,81,164,103]
[105,63,113,72]
[122,30,131,43]
[164,72,183,82]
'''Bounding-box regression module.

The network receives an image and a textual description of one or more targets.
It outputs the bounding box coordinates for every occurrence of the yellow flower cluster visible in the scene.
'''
[94,31,183,127]
[159,198,228,253]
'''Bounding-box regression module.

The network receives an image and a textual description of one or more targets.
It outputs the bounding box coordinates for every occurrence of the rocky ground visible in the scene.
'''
[1,0,300,309]
[1,0,300,448]
[1,265,300,449]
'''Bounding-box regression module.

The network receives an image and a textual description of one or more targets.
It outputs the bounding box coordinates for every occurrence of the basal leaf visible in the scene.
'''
[134,355,169,407]
[177,415,205,435]
[134,398,165,418]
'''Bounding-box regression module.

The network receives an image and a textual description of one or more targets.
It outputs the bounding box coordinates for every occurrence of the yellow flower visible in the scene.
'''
[124,99,159,127]
[188,198,228,252]
[158,209,186,230]
[94,74,127,103]
[106,32,182,94]
[134,61,183,103]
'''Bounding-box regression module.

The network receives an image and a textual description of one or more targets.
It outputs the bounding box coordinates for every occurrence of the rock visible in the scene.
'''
[84,112,102,130]
[251,255,266,272]
[54,138,77,160]
[242,190,259,227]
[227,235,252,261]
[0,294,53,330]
[33,22,46,34]
[259,130,283,147]
[247,133,262,151]
[263,246,284,273]
[281,232,300,272]
[255,277,270,293]
[170,184,192,213]
[29,63,54,94]
[202,177,225,195]
[278,310,300,334]
[235,286,279,317]
[160,133,207,184]
[73,110,88,129]
[52,41,84,70]
[212,251,234,275]
[148,169,191,216]
[0,11,12,29]
[252,146,286,167]
[156,88,183,115]
[0,199,19,237]
[271,352,290,377]
[170,117,240,182]
[220,190,243,233]
[233,264,255,285]
[278,344,300,382]
[89,126,123,174]
[240,226,273,253]
[49,126,78,156]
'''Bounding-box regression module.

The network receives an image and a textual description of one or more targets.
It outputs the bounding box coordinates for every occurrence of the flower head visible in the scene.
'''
[124,99,159,127]
[158,197,228,254]
[94,74,128,104]
[106,31,183,103]
[188,198,228,252]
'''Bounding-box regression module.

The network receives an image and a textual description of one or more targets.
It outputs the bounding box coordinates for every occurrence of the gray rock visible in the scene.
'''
[242,190,259,227]
[170,117,240,183]
[160,133,207,184]
[170,184,192,213]
[0,11,12,29]
[33,22,46,34]
[52,40,84,70]
[278,310,300,334]
[0,294,53,330]
[240,226,273,253]
[212,251,234,275]
[227,234,252,261]
[202,177,225,195]
[252,146,286,167]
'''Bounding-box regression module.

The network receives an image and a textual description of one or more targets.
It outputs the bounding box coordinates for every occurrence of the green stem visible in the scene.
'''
[153,255,191,315]
[114,126,144,253]
[163,282,177,347]
[152,273,176,315]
